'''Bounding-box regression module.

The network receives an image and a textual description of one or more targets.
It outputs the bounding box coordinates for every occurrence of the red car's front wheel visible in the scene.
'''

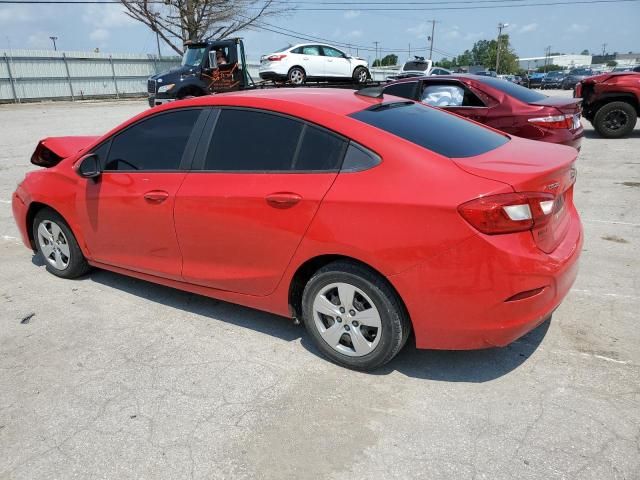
[33,208,90,279]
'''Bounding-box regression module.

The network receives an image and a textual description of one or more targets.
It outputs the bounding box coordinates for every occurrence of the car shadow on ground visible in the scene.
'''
[582,129,640,139]
[36,255,549,382]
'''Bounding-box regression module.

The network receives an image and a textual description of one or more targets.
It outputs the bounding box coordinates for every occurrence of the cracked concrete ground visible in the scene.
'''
[1,93,639,479]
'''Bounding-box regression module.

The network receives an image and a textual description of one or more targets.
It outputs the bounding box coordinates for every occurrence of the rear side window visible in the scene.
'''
[203,109,346,172]
[350,102,508,158]
[104,109,200,171]
[384,82,418,100]
[294,125,347,171]
[477,76,547,103]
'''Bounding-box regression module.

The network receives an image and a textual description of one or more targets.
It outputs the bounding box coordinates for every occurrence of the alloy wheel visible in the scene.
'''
[37,220,70,270]
[289,69,304,84]
[312,282,382,356]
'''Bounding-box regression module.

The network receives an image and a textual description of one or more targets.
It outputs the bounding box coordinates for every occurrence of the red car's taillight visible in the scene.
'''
[458,192,555,235]
[527,114,574,129]
[267,54,287,61]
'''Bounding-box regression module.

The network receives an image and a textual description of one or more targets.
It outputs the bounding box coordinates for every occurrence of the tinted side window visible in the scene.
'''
[302,46,321,56]
[384,82,418,100]
[322,46,345,58]
[104,109,200,171]
[205,109,303,171]
[350,103,508,158]
[293,126,347,171]
[291,47,303,54]
[477,76,547,103]
[341,143,381,172]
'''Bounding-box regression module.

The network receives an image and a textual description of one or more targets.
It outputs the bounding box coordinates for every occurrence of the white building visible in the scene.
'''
[518,54,592,71]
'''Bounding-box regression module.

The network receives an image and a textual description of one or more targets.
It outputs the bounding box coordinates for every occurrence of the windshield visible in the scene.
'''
[182,47,206,67]
[570,68,591,75]
[403,61,430,71]
[546,71,564,77]
[350,102,507,158]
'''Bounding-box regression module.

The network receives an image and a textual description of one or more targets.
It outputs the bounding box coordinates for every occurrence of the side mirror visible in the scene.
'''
[208,51,218,70]
[77,154,101,179]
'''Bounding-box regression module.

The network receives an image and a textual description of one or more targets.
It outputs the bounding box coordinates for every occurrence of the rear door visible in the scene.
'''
[174,108,348,295]
[321,46,351,78]
[298,45,325,78]
[77,108,207,279]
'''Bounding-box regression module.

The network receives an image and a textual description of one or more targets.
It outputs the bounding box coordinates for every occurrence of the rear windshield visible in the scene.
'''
[403,61,430,71]
[350,102,508,158]
[476,76,547,103]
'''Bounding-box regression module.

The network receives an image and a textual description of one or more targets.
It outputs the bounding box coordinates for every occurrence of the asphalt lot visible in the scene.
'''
[0,92,639,480]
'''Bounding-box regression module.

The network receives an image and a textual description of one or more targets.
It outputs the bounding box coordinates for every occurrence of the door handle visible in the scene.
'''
[265,192,302,209]
[144,190,169,203]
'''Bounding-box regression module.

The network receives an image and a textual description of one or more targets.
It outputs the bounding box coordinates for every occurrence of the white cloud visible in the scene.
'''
[347,29,363,38]
[568,23,589,33]
[83,4,135,29]
[463,31,485,41]
[518,23,538,34]
[407,22,431,38]
[0,5,35,25]
[27,32,53,49]
[90,28,110,44]
[343,10,361,20]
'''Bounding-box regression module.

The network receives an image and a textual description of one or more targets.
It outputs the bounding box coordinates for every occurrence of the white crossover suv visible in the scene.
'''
[259,43,370,85]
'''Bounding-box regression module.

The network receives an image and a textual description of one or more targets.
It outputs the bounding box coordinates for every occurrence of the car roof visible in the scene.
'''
[159,88,386,117]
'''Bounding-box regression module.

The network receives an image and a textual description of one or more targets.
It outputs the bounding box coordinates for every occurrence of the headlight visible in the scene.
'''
[157,83,175,93]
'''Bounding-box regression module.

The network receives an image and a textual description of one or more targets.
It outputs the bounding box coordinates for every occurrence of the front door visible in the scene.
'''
[76,109,205,279]
[175,108,348,296]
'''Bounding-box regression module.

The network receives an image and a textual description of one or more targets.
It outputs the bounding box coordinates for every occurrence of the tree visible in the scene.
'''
[606,60,618,67]
[580,49,590,55]
[373,54,398,67]
[120,0,286,55]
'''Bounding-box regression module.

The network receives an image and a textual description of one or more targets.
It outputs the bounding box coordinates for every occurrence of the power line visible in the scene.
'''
[0,0,638,5]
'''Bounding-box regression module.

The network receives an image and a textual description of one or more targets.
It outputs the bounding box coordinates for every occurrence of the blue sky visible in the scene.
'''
[0,1,638,62]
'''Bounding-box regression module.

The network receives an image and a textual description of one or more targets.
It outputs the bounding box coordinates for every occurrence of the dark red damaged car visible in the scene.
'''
[383,74,584,150]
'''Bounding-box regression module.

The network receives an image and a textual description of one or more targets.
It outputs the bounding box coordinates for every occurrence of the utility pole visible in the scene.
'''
[373,41,379,66]
[544,45,551,73]
[495,22,509,73]
[601,43,607,56]
[428,20,437,60]
[49,36,58,51]
[408,43,411,59]
[156,30,161,59]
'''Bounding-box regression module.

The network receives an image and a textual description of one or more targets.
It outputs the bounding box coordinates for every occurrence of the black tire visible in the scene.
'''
[287,67,306,85]
[301,260,411,371]
[33,208,90,279]
[593,101,637,138]
[353,66,370,85]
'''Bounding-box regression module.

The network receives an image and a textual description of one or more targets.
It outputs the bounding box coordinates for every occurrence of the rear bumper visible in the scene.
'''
[259,71,288,81]
[389,206,583,350]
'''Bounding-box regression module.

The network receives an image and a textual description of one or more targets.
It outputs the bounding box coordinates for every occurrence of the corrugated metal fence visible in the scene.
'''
[0,49,181,103]
[1,48,398,103]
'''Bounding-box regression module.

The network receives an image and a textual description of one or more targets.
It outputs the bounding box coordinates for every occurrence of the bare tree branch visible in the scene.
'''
[119,0,291,55]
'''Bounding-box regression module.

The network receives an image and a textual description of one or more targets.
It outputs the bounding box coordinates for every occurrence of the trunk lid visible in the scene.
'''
[31,136,99,167]
[528,96,583,115]
[454,137,578,253]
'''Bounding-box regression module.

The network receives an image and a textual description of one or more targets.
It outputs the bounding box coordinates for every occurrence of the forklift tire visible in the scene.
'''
[288,67,306,85]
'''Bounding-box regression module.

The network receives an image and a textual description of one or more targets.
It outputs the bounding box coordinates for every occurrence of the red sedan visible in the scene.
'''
[12,88,582,370]
[383,74,584,149]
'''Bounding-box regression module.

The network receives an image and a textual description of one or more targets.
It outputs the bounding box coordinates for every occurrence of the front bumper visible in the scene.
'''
[389,206,583,350]
[12,187,32,250]
[147,94,175,107]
